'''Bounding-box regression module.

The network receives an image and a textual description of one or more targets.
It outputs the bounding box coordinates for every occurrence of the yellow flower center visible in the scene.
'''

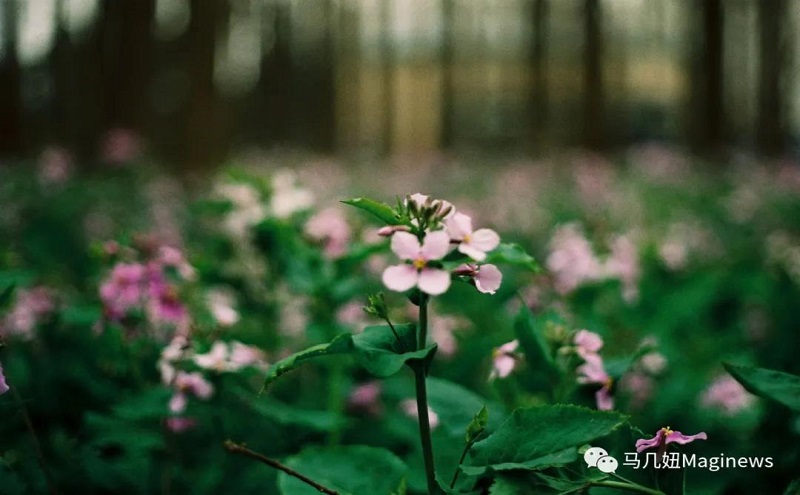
[413,258,426,270]
[662,426,674,437]
[604,377,614,389]
[463,233,472,243]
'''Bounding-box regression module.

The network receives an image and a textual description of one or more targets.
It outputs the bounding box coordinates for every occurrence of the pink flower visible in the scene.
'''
[574,330,603,364]
[635,427,707,453]
[454,263,503,294]
[194,341,266,372]
[400,398,440,430]
[0,361,9,395]
[100,263,146,319]
[165,416,197,433]
[347,381,383,415]
[546,223,603,294]
[305,207,351,259]
[701,375,756,415]
[169,371,214,413]
[445,212,500,261]
[490,340,520,380]
[577,359,614,411]
[377,225,411,237]
[38,146,73,185]
[382,231,451,295]
[1,287,55,339]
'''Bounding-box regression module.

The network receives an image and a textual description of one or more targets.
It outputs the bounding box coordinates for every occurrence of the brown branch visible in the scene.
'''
[223,440,339,495]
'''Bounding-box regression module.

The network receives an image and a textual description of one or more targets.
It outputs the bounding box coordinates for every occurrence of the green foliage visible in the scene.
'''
[723,363,800,411]
[262,333,353,391]
[342,198,405,225]
[484,243,541,273]
[278,445,407,495]
[462,405,627,475]
[352,324,436,377]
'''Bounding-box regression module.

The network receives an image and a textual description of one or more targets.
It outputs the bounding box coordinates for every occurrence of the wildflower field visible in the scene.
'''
[1,147,799,495]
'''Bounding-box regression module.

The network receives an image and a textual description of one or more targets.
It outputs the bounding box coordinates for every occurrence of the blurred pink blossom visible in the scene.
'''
[100,128,143,164]
[546,223,603,294]
[38,146,73,185]
[207,289,239,327]
[400,398,439,429]
[701,375,756,415]
[1,287,56,339]
[305,207,351,259]
[454,263,502,294]
[577,358,614,411]
[169,371,214,413]
[489,340,520,380]
[165,416,197,433]
[603,234,640,302]
[347,381,383,416]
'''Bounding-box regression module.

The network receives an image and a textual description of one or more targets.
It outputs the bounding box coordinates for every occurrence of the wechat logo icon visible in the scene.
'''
[583,446,619,474]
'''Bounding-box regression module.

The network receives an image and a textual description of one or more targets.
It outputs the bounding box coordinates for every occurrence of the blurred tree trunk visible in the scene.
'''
[440,0,455,149]
[0,0,22,155]
[100,0,156,131]
[688,0,723,153]
[185,0,227,169]
[530,0,549,145]
[583,0,604,150]
[262,0,292,145]
[756,0,787,156]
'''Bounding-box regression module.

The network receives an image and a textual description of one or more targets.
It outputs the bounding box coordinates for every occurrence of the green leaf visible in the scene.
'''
[466,405,489,444]
[462,405,627,475]
[723,363,800,411]
[485,243,540,272]
[342,198,403,225]
[784,478,800,495]
[262,333,353,391]
[424,378,490,436]
[352,324,437,378]
[278,445,407,495]
[0,284,15,311]
[513,307,558,386]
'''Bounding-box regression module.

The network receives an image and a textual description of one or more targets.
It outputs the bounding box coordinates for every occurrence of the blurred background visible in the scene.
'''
[0,0,798,169]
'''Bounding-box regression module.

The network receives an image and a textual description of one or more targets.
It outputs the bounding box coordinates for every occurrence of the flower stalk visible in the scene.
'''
[413,296,440,494]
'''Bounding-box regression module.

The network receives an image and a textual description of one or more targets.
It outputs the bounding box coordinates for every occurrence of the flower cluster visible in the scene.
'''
[546,223,641,302]
[381,194,502,297]
[700,374,756,415]
[99,245,194,335]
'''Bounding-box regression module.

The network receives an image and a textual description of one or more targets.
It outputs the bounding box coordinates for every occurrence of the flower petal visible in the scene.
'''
[445,212,473,240]
[470,228,500,252]
[418,268,451,295]
[382,264,419,292]
[574,330,604,353]
[169,392,187,413]
[634,432,664,453]
[665,430,708,446]
[493,355,517,379]
[391,232,421,260]
[421,231,451,260]
[475,264,502,294]
[459,243,488,261]
[596,386,614,411]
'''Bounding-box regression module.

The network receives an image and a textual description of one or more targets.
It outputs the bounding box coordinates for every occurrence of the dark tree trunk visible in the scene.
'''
[0,0,23,155]
[261,0,293,145]
[756,0,787,156]
[688,0,724,153]
[184,0,227,169]
[530,0,548,143]
[583,0,604,149]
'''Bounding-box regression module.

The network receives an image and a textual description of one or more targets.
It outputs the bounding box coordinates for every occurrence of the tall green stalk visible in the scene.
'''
[414,297,440,494]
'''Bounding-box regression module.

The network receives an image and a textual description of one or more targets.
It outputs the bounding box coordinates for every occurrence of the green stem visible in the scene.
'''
[449,440,474,489]
[384,317,407,353]
[414,297,440,494]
